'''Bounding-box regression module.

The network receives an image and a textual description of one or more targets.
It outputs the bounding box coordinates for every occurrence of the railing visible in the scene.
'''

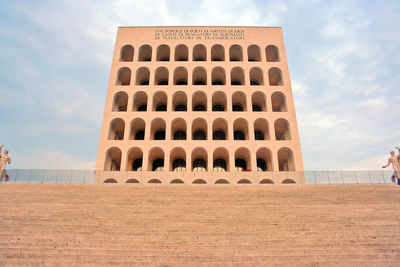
[0,169,397,185]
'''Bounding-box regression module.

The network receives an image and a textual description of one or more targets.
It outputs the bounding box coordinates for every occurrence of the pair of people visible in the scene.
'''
[0,145,11,182]
[382,146,400,184]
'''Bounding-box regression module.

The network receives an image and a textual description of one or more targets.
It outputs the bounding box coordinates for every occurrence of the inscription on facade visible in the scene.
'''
[155,29,245,40]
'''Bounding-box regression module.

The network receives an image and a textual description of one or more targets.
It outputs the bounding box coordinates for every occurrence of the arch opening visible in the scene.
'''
[213,147,229,172]
[126,147,143,171]
[252,92,266,112]
[170,147,186,171]
[151,118,166,140]
[278,147,295,171]
[211,67,226,85]
[212,91,227,112]
[248,45,261,62]
[250,67,264,86]
[274,119,291,140]
[231,67,245,85]
[112,92,128,112]
[192,147,207,172]
[130,118,146,140]
[135,67,150,85]
[213,118,228,140]
[133,91,148,112]
[235,147,251,171]
[148,147,164,171]
[104,147,122,171]
[256,147,273,172]
[271,92,287,112]
[266,45,280,62]
[175,44,188,61]
[116,67,131,86]
[229,45,243,61]
[156,44,170,61]
[152,91,168,112]
[254,118,270,140]
[138,45,152,61]
[120,45,134,62]
[269,67,283,86]
[173,91,187,112]
[192,118,207,140]
[193,67,207,85]
[154,67,169,85]
[192,91,207,111]
[171,118,187,140]
[174,67,188,85]
[211,44,225,61]
[232,91,247,112]
[233,118,249,141]
[108,118,125,140]
[193,44,206,61]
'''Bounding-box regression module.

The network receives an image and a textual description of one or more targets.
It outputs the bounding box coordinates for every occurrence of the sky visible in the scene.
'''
[0,0,399,170]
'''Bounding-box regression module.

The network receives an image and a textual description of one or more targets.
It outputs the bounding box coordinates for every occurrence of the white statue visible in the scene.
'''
[382,150,400,183]
[0,148,11,182]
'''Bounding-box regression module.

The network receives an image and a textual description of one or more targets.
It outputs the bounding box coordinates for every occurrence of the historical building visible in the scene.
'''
[95,26,304,184]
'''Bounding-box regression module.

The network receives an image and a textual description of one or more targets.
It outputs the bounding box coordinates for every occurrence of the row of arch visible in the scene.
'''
[113,90,287,113]
[116,66,283,86]
[103,178,296,184]
[108,117,291,141]
[104,146,295,172]
[120,44,280,62]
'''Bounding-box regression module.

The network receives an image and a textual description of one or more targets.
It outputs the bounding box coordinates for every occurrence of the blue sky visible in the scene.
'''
[0,0,399,170]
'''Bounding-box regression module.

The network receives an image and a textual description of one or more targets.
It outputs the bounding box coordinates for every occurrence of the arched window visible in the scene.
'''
[248,45,261,62]
[156,44,170,61]
[171,118,186,140]
[211,67,225,85]
[278,147,295,171]
[266,45,280,62]
[130,118,145,140]
[212,91,227,112]
[192,91,207,111]
[211,44,225,61]
[235,147,251,171]
[138,45,152,61]
[252,92,266,112]
[170,147,186,171]
[193,179,207,184]
[148,147,164,171]
[172,91,187,111]
[120,45,134,62]
[232,91,246,112]
[229,45,243,61]
[233,118,249,140]
[193,44,206,61]
[104,147,122,171]
[213,118,228,140]
[116,67,131,86]
[127,147,143,171]
[254,118,269,140]
[192,118,207,140]
[192,67,207,85]
[213,148,229,172]
[256,148,272,172]
[249,67,264,85]
[112,92,128,112]
[231,67,245,85]
[274,119,291,140]
[271,92,287,112]
[151,118,166,140]
[175,44,188,61]
[192,147,207,172]
[133,91,147,112]
[268,67,283,86]
[135,67,150,85]
[154,67,169,85]
[104,178,117,183]
[152,92,167,112]
[108,118,125,140]
[174,67,188,85]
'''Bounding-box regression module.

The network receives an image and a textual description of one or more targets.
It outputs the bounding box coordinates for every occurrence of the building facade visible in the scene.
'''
[95,26,304,184]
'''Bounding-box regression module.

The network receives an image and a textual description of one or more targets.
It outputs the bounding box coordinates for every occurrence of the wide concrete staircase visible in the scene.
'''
[0,184,399,266]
